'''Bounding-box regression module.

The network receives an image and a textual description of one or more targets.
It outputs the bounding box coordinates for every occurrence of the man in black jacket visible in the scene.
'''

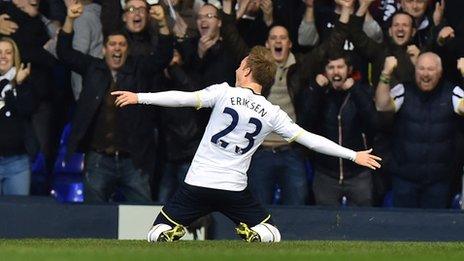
[307,52,379,206]
[57,2,173,203]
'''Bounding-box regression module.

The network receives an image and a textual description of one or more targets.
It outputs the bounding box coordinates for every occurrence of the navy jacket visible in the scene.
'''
[305,82,379,179]
[391,81,463,183]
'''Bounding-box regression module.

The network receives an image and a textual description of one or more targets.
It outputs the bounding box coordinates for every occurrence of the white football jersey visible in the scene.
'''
[184,83,303,191]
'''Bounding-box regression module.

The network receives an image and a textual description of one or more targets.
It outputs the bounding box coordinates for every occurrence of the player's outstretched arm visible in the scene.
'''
[112,90,199,108]
[295,130,381,170]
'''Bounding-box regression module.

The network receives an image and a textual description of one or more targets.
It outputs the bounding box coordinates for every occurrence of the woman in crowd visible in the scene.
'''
[0,37,35,195]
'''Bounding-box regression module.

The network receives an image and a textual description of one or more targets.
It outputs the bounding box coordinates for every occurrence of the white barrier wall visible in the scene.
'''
[118,205,205,240]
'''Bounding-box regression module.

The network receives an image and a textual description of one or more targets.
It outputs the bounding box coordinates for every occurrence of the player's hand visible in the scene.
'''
[112,91,138,107]
[382,56,397,76]
[354,149,382,170]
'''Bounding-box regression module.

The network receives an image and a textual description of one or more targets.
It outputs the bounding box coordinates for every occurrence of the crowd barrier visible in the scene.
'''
[1,196,463,241]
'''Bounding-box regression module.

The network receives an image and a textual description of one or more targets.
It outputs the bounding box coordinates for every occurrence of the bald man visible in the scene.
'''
[375,52,464,209]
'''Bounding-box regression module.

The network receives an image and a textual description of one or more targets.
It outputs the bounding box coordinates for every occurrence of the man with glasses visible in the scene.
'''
[101,0,168,56]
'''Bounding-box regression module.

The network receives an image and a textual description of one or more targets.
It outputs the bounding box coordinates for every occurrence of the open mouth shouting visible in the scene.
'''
[272,46,286,62]
[330,75,346,89]
[396,31,405,40]
[199,23,210,36]
[332,75,343,82]
[129,15,145,32]
[112,52,123,64]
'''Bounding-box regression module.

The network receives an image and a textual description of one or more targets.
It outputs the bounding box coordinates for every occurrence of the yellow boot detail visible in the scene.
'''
[158,225,186,242]
[235,223,260,242]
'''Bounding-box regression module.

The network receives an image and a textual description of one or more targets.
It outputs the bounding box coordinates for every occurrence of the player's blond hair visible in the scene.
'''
[246,46,276,91]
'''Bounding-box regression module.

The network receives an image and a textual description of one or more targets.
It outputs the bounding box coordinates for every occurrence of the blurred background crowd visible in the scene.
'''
[0,0,463,210]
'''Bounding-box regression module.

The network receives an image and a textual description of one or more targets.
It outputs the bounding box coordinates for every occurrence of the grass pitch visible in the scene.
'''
[0,239,463,261]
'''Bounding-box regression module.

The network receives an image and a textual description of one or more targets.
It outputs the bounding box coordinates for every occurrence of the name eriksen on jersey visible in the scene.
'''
[230,97,267,117]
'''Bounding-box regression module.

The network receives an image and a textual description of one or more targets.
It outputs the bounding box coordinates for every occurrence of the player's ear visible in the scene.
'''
[244,66,251,77]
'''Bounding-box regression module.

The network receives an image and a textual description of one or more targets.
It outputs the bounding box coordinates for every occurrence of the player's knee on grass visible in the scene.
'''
[147,223,186,242]
[236,222,281,242]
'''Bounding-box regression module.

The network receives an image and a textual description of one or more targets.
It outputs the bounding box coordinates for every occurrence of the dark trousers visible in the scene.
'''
[84,151,152,203]
[392,176,451,209]
[155,182,271,227]
[157,161,191,204]
[248,147,308,205]
[312,168,373,207]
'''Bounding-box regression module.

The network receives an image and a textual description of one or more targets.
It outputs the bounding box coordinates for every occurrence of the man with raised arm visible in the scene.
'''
[376,53,464,208]
[57,1,172,203]
[112,46,381,242]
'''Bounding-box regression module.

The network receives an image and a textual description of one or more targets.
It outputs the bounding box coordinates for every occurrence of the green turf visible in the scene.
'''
[0,239,463,261]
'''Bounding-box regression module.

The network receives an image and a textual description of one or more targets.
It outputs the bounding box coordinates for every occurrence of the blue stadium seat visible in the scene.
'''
[50,123,85,203]
[50,182,84,203]
[53,153,84,175]
[273,186,282,205]
[451,193,462,209]
[382,191,393,208]
[53,123,85,175]
[31,152,46,174]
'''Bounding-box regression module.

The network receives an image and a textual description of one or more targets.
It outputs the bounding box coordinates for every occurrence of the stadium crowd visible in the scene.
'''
[0,0,463,209]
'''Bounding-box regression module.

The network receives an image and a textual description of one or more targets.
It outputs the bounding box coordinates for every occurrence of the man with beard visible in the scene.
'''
[305,52,379,206]
[220,0,352,205]
[57,2,172,203]
[376,53,464,208]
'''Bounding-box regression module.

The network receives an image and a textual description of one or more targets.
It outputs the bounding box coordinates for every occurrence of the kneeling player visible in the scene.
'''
[113,46,381,242]
[147,182,281,242]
